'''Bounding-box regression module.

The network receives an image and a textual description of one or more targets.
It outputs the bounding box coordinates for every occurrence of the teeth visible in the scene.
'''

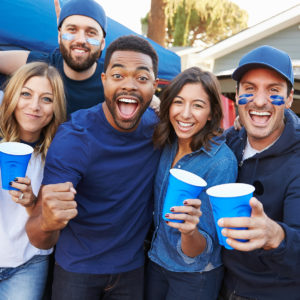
[250,111,271,116]
[74,49,86,53]
[119,98,137,104]
[178,121,193,127]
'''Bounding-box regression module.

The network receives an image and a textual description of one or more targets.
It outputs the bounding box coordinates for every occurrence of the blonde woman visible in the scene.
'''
[0,62,66,300]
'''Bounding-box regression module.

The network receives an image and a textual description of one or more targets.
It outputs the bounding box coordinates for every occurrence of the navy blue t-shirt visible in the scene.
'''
[27,49,104,115]
[42,104,160,274]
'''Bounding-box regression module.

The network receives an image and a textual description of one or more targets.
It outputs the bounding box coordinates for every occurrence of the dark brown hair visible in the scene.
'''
[153,67,223,151]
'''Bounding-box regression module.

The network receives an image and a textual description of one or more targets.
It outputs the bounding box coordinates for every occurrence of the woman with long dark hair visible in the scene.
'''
[146,67,237,300]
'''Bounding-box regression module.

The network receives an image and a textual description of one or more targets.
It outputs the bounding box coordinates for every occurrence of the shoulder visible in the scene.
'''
[27,50,50,63]
[68,104,102,129]
[27,48,62,66]
[210,136,237,166]
[142,108,159,126]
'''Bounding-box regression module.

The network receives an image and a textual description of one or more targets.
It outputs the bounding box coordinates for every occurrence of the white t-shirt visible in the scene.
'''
[243,137,280,161]
[0,152,52,268]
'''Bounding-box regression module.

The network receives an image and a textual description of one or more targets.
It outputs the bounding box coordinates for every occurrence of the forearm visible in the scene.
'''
[26,213,60,249]
[181,229,207,257]
[0,50,29,74]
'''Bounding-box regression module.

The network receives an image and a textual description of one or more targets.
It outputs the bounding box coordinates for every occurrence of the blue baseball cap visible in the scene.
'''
[232,45,294,87]
[58,0,107,37]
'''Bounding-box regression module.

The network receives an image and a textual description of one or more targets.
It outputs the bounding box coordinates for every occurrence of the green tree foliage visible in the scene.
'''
[147,0,248,47]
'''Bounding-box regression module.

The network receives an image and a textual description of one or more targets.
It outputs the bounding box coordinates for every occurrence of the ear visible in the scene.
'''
[101,72,106,85]
[152,78,159,93]
[100,38,105,51]
[285,89,294,109]
[58,29,61,45]
[235,88,239,106]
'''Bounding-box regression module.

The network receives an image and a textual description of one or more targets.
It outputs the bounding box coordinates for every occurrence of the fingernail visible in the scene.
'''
[165,221,169,224]
[218,219,224,226]
[9,181,13,186]
[170,207,174,212]
[14,178,18,182]
[183,200,188,205]
[165,214,169,218]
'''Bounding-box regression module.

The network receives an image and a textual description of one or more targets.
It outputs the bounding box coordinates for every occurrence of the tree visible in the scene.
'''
[147,0,168,47]
[146,0,248,47]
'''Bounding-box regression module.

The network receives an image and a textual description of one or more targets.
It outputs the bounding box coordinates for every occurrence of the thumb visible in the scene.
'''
[250,197,264,217]
[66,182,76,194]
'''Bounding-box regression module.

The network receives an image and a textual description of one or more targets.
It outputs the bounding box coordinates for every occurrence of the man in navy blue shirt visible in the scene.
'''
[220,46,300,299]
[0,0,107,114]
[26,35,160,300]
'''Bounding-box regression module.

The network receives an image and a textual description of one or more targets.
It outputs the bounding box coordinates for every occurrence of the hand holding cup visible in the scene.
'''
[9,176,37,208]
[162,168,207,224]
[165,198,202,235]
[218,197,285,251]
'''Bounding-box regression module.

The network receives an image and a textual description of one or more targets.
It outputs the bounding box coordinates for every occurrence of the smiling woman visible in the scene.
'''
[0,62,66,300]
[145,67,238,300]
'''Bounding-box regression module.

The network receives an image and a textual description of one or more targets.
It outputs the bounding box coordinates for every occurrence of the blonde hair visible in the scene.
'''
[0,62,66,160]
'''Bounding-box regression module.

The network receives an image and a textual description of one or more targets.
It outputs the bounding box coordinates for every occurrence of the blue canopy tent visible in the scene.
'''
[0,0,181,84]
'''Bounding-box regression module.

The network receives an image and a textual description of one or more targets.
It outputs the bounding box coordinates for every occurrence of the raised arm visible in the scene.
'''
[54,0,61,25]
[0,50,29,74]
[26,182,77,249]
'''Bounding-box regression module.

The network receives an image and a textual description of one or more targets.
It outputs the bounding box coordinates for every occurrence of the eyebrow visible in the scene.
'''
[174,95,207,104]
[241,80,285,88]
[22,86,53,95]
[111,64,151,73]
[65,24,99,32]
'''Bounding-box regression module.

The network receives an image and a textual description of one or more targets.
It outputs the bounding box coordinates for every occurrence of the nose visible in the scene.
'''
[75,30,87,44]
[122,77,138,91]
[29,95,40,111]
[252,90,269,107]
[181,103,192,119]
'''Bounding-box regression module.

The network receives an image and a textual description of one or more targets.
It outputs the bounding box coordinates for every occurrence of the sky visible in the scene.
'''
[97,0,300,34]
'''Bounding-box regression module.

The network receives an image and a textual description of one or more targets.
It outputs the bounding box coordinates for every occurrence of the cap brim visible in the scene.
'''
[232,62,293,86]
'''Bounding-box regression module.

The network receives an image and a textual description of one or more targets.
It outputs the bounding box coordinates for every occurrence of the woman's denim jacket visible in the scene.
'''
[148,135,237,272]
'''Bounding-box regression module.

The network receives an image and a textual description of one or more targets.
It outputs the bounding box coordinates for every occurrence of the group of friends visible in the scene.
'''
[0,0,299,299]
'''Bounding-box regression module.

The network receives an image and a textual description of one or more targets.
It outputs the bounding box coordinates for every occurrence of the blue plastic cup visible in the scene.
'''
[162,168,207,223]
[0,142,33,190]
[206,183,255,250]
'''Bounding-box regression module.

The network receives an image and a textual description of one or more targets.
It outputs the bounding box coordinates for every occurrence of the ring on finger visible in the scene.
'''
[19,192,24,200]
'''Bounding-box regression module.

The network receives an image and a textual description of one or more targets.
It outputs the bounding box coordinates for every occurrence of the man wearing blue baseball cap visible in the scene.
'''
[0,0,107,114]
[219,45,300,299]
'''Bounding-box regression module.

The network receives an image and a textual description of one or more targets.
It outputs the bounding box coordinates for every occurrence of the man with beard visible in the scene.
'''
[0,0,106,114]
[25,35,161,299]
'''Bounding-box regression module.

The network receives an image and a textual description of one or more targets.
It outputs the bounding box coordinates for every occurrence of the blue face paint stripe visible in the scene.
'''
[238,98,249,105]
[239,93,253,98]
[270,95,285,106]
[62,33,100,46]
[86,38,100,46]
[62,33,75,41]
[238,93,253,105]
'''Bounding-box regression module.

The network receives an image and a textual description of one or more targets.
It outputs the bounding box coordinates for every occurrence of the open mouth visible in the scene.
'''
[177,121,194,131]
[117,98,139,119]
[249,110,271,125]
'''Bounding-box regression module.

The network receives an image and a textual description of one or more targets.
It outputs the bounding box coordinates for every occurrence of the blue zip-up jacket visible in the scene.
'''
[148,135,237,272]
[223,109,300,300]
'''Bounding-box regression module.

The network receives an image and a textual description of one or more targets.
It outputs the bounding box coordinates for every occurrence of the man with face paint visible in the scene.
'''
[219,46,300,300]
[0,0,106,114]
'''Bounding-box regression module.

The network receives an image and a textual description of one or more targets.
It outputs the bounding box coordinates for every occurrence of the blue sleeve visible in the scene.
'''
[27,51,51,64]
[42,122,90,187]
[176,150,238,267]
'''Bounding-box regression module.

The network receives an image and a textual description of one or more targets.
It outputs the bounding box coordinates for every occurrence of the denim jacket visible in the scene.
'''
[148,135,237,272]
